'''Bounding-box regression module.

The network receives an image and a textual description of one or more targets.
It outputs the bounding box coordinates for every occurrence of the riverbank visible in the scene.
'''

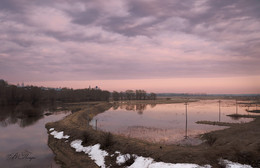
[46,101,260,167]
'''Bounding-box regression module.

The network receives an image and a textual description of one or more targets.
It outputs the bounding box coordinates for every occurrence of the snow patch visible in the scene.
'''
[89,144,108,167]
[70,140,90,152]
[115,154,211,168]
[49,128,54,131]
[128,156,154,168]
[149,162,211,168]
[116,153,131,165]
[50,130,70,139]
[219,159,252,168]
[70,140,108,168]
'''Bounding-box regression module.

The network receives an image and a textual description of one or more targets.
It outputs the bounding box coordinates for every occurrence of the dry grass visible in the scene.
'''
[246,109,260,113]
[227,114,258,118]
[196,121,238,126]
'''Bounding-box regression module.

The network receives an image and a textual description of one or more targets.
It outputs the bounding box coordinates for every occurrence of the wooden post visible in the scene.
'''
[95,119,97,130]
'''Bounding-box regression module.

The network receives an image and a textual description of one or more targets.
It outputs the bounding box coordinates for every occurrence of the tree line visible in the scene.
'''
[111,90,156,101]
[0,80,157,106]
[0,80,110,105]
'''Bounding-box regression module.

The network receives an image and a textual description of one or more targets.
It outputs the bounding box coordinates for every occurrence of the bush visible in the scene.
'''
[122,154,136,166]
[101,132,114,149]
[71,108,81,113]
[203,134,217,146]
[82,131,93,145]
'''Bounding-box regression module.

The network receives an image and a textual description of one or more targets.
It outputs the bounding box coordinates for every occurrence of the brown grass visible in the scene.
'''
[196,120,239,126]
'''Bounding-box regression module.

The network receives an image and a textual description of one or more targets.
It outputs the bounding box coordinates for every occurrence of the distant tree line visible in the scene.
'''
[112,90,156,101]
[0,80,157,106]
[0,80,110,105]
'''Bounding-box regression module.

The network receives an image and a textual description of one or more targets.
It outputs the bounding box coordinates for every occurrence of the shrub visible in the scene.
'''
[203,134,217,146]
[82,131,92,145]
[122,154,136,166]
[101,132,114,149]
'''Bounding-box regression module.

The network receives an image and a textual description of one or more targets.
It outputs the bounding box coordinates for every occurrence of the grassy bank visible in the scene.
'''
[46,101,260,168]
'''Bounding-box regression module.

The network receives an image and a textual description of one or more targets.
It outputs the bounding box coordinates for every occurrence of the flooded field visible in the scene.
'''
[0,106,70,168]
[91,100,259,144]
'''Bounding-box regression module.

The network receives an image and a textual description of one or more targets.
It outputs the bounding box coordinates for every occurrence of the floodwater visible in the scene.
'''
[91,99,258,144]
[0,105,71,168]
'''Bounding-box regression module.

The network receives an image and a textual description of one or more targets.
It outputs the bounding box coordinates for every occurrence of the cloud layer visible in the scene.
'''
[0,0,260,82]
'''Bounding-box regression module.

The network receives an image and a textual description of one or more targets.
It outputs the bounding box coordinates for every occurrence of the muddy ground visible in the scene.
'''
[46,101,260,168]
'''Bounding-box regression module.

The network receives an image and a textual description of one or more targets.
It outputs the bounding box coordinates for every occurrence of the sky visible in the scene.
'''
[0,0,260,94]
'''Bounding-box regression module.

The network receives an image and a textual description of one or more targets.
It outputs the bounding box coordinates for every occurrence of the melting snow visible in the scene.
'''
[128,156,153,168]
[116,153,131,165]
[219,159,252,168]
[49,129,70,139]
[70,140,108,168]
[116,154,211,168]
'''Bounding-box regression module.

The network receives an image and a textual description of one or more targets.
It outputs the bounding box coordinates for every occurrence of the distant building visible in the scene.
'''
[55,88,62,91]
[17,82,25,88]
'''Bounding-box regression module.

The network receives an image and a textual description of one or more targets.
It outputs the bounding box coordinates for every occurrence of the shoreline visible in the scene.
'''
[46,100,260,167]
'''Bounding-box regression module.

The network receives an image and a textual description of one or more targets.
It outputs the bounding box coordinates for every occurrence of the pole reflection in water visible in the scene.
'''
[218,100,221,122]
[236,99,238,114]
[184,101,188,139]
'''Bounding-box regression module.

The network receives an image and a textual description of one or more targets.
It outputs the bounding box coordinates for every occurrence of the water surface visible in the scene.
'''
[0,106,70,168]
[91,100,257,144]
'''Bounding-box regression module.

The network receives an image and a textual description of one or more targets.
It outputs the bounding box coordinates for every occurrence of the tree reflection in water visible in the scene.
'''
[0,103,59,127]
[113,103,157,115]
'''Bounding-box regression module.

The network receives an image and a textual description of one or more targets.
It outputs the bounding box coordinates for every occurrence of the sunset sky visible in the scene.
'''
[0,0,260,94]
